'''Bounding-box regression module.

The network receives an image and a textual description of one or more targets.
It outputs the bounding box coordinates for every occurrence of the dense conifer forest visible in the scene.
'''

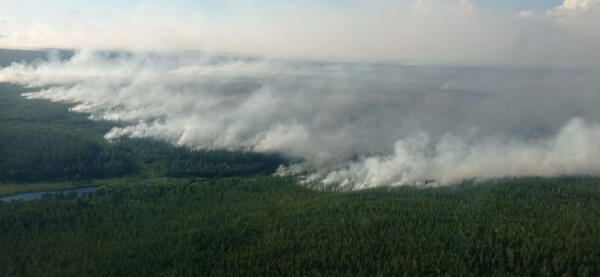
[0,83,286,183]
[2,177,600,276]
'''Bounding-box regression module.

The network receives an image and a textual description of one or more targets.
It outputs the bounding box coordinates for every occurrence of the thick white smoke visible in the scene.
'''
[318,118,600,189]
[1,50,600,188]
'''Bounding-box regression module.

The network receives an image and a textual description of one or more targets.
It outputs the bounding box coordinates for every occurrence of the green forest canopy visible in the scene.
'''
[0,82,287,183]
[2,176,600,276]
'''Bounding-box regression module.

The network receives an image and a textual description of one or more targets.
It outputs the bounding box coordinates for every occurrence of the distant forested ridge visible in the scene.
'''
[0,81,286,182]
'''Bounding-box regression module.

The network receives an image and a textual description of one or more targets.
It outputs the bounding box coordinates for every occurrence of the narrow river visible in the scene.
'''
[0,186,101,202]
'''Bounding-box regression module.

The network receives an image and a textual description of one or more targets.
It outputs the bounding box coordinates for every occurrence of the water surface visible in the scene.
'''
[0,186,101,202]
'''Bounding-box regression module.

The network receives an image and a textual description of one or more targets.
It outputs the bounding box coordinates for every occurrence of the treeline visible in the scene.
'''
[0,132,287,183]
[0,83,287,182]
[1,176,600,276]
[116,138,287,178]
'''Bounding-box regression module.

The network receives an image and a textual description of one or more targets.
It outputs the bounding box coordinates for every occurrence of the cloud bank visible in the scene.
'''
[1,50,600,188]
[0,0,599,66]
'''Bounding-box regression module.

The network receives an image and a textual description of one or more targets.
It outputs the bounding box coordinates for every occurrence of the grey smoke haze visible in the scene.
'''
[1,0,600,66]
[1,50,600,188]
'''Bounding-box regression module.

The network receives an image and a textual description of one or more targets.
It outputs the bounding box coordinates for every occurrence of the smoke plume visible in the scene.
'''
[1,50,600,188]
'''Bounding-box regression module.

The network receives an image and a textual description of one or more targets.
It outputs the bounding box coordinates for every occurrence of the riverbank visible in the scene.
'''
[0,177,127,197]
[0,182,84,198]
[0,176,202,197]
[0,185,101,201]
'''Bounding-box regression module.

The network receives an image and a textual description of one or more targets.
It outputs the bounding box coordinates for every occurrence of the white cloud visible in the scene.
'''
[551,0,600,12]
[458,0,475,11]
[546,0,600,22]
[516,10,536,18]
